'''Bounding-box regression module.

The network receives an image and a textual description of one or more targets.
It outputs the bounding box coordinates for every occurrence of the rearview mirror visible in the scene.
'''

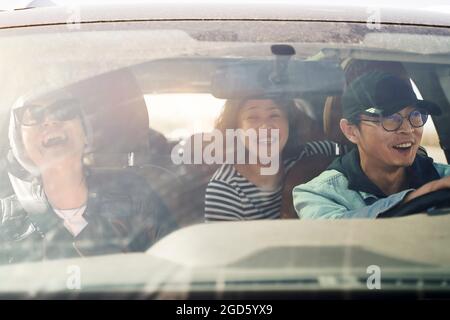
[211,60,345,99]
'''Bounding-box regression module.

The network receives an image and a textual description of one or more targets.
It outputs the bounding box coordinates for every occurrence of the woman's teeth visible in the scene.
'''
[258,137,277,143]
[42,134,66,147]
[45,133,63,141]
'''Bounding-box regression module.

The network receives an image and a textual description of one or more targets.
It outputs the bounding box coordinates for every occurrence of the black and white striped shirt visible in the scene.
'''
[204,140,343,222]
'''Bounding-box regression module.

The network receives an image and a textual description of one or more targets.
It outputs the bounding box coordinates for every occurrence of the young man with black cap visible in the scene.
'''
[293,71,450,219]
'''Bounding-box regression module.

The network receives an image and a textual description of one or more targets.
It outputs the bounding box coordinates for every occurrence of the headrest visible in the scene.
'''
[323,95,348,145]
[67,69,149,154]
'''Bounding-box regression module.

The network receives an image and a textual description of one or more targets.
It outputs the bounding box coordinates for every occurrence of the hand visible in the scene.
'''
[404,175,450,203]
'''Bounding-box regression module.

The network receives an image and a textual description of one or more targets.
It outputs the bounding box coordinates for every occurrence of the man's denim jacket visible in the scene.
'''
[293,150,450,219]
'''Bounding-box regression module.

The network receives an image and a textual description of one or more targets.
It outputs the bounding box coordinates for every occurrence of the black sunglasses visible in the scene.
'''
[357,109,429,132]
[15,99,81,127]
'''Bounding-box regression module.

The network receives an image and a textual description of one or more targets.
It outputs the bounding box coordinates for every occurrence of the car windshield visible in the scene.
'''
[1,3,450,299]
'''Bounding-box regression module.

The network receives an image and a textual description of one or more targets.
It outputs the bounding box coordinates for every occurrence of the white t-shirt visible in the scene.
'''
[53,205,88,237]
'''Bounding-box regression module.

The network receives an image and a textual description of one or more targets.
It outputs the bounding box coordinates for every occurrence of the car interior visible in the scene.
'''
[75,54,347,227]
[2,5,450,299]
[1,49,447,230]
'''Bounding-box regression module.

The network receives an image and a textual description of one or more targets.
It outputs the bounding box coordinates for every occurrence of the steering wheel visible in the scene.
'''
[377,189,450,218]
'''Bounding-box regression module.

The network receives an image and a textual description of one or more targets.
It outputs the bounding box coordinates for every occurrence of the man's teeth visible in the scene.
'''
[394,142,413,148]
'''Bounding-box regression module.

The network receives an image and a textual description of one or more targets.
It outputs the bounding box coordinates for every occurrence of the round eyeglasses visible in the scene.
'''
[358,109,429,132]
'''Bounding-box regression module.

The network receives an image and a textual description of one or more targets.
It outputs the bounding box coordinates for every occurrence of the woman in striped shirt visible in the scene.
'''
[204,98,337,222]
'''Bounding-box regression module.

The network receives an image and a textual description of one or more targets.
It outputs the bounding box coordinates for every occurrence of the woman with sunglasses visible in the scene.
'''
[0,91,176,264]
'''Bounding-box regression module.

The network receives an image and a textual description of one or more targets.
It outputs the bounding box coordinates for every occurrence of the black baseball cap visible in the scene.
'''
[342,71,441,120]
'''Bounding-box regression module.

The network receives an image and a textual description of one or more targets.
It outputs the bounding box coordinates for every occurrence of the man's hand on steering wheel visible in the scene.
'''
[404,175,450,203]
[378,176,450,218]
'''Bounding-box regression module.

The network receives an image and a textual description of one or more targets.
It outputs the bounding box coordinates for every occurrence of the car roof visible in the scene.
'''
[1,1,450,30]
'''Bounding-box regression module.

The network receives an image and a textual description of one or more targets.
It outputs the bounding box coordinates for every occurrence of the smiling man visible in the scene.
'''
[293,71,450,219]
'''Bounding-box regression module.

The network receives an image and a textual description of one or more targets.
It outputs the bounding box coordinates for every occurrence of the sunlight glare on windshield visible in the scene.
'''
[144,93,225,141]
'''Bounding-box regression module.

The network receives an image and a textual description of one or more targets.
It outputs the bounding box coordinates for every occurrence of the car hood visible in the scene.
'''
[1,214,450,297]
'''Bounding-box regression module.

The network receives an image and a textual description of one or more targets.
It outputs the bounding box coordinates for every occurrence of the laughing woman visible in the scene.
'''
[204,98,338,221]
[0,92,176,264]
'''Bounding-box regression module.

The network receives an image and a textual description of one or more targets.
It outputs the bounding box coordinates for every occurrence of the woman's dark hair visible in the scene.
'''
[214,98,304,159]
